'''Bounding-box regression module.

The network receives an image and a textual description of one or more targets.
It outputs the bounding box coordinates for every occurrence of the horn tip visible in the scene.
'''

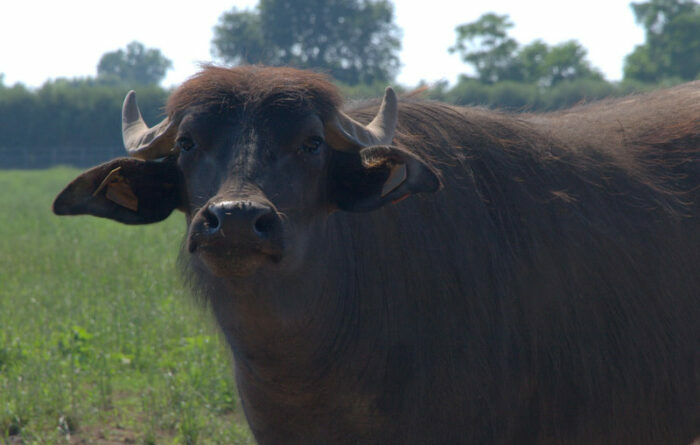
[123,90,136,105]
[122,90,141,125]
[383,87,398,110]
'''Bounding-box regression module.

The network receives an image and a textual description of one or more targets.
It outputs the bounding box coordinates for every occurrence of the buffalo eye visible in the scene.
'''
[176,136,196,152]
[299,136,323,155]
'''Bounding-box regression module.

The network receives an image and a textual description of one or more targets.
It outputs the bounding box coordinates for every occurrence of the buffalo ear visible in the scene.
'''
[329,146,441,212]
[53,157,181,224]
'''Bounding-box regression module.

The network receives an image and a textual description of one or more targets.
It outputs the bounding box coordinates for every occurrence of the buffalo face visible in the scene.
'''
[176,109,335,277]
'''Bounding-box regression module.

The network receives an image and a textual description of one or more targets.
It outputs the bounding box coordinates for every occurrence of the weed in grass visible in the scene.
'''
[1,409,25,437]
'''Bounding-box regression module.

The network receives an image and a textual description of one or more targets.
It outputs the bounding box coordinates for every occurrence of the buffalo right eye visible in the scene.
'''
[300,136,323,155]
[177,137,196,152]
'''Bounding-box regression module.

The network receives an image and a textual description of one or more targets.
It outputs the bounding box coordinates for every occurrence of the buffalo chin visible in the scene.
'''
[194,246,283,278]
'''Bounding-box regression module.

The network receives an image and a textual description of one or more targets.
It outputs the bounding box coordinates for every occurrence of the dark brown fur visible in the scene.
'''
[55,66,700,445]
[177,69,699,444]
[167,65,342,124]
[315,82,700,444]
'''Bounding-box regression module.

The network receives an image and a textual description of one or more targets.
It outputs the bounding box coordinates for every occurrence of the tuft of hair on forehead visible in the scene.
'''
[166,65,343,122]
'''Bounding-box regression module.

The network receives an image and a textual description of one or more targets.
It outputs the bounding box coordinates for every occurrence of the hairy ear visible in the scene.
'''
[53,157,181,224]
[329,146,441,212]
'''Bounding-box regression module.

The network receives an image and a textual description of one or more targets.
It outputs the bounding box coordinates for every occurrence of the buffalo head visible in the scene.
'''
[53,66,440,278]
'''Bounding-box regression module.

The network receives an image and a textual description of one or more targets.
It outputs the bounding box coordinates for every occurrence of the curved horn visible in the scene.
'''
[122,91,176,160]
[325,87,398,152]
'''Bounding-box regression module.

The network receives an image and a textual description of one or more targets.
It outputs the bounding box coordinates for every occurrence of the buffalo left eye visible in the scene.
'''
[300,137,323,154]
[176,136,196,152]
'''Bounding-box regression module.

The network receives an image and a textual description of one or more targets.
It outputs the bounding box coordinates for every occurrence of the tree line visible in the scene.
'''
[426,0,698,109]
[1,0,697,168]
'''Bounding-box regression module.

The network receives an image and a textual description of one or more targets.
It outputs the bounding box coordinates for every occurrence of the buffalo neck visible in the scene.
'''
[183,221,389,388]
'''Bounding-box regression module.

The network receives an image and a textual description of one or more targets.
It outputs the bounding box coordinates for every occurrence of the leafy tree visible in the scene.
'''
[514,40,549,84]
[449,13,519,84]
[540,41,602,86]
[210,10,272,65]
[211,0,401,85]
[624,0,700,82]
[662,11,700,79]
[631,0,696,32]
[451,14,601,86]
[97,41,173,86]
[623,45,661,82]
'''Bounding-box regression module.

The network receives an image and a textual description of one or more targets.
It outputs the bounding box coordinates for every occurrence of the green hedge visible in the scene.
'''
[0,79,169,168]
[426,77,674,111]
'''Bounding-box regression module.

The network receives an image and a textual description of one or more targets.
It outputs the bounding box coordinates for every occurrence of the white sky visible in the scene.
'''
[1,0,645,89]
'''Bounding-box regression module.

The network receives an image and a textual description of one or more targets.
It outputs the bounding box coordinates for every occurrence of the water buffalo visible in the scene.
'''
[54,65,699,445]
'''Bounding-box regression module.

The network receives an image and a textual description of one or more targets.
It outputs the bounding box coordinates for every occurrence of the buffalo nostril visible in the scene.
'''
[203,206,222,232]
[253,211,279,238]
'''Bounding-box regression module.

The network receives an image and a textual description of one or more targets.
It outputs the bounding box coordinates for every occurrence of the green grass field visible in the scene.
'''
[0,168,252,444]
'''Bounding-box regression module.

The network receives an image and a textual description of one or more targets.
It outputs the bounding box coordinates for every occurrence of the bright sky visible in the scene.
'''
[1,0,645,89]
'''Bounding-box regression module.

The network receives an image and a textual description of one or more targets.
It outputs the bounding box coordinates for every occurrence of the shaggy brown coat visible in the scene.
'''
[55,66,699,445]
